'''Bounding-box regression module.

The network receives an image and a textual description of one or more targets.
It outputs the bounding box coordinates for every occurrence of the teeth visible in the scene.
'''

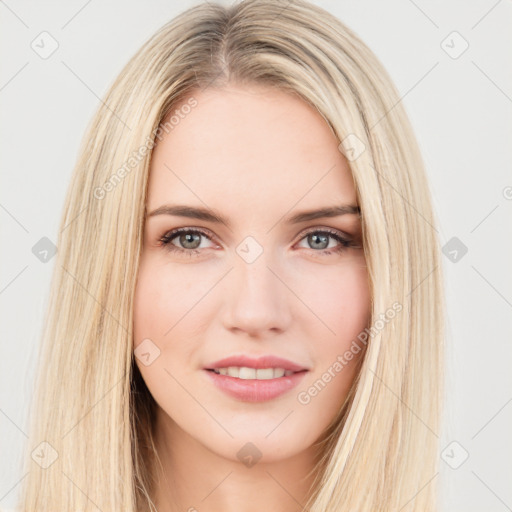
[212,367,295,379]
[227,366,239,378]
[256,368,275,380]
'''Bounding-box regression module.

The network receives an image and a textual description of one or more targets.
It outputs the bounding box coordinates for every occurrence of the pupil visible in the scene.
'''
[310,233,328,250]
[181,233,200,249]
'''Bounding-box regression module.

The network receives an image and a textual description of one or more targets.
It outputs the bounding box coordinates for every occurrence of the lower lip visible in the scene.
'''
[203,369,308,402]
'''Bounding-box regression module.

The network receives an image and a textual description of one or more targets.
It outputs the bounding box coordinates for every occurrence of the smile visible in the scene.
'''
[210,366,295,379]
[204,368,308,402]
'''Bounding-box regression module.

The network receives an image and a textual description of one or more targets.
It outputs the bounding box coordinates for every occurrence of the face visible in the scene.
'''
[133,83,370,464]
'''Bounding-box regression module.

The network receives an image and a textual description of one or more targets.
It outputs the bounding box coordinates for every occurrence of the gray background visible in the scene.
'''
[1,1,511,510]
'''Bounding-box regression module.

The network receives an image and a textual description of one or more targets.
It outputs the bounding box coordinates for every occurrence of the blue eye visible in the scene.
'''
[158,227,355,258]
[159,227,214,257]
[296,229,353,256]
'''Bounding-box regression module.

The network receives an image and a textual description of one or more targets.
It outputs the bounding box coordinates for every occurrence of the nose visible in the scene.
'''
[221,249,292,337]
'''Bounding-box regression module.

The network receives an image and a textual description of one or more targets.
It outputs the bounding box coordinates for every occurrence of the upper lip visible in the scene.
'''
[205,355,309,373]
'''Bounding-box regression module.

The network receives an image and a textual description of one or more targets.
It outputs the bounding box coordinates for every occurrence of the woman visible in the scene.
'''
[19,1,445,511]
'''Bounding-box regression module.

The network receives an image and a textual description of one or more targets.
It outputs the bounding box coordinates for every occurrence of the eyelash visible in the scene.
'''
[158,226,355,258]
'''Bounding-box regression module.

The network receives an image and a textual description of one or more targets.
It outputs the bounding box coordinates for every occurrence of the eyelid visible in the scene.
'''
[161,225,351,245]
[294,225,351,243]
[159,225,355,258]
[160,226,220,248]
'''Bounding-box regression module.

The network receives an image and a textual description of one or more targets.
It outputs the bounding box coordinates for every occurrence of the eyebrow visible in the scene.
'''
[147,204,360,227]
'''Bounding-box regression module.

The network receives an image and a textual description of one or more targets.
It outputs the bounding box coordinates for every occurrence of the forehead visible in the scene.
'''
[147,84,357,218]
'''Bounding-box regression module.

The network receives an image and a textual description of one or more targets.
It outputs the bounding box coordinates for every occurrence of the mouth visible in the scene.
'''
[203,366,309,402]
[203,354,310,402]
[205,367,306,379]
[205,354,309,374]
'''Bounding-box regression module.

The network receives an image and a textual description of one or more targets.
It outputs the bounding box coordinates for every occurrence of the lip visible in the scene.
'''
[204,355,309,372]
[203,368,308,402]
[203,354,309,402]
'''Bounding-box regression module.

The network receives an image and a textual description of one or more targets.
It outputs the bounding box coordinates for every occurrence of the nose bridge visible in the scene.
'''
[222,242,291,334]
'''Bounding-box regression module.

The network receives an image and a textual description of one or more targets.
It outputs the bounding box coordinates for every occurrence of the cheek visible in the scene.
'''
[323,263,370,371]
[132,258,198,409]
[294,259,370,416]
[133,263,167,345]
[299,257,370,342]
[133,256,202,344]
[132,257,188,388]
[332,267,370,340]
[132,256,220,378]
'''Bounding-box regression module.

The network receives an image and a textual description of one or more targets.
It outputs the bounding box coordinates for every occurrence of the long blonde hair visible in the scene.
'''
[18,1,445,510]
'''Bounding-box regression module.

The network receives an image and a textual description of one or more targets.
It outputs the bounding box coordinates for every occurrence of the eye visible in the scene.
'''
[294,227,355,257]
[158,226,356,258]
[158,227,216,257]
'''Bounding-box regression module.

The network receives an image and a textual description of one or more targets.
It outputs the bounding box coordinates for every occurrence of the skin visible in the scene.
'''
[133,83,371,512]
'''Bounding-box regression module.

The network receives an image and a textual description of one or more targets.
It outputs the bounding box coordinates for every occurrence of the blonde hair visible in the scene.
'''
[18,1,445,510]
